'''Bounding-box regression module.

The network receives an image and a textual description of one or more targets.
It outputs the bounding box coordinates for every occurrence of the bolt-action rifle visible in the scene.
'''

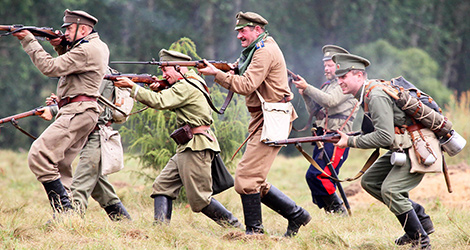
[0,24,64,39]
[265,132,362,146]
[104,73,171,92]
[110,59,239,74]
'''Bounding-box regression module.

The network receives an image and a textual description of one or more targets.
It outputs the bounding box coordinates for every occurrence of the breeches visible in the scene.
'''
[360,150,424,215]
[71,131,120,210]
[28,109,99,186]
[234,128,281,195]
[306,143,348,208]
[151,149,214,212]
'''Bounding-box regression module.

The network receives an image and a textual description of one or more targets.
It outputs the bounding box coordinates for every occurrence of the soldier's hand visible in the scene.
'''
[39,107,53,121]
[12,30,31,40]
[48,31,64,46]
[114,77,135,88]
[198,59,220,76]
[149,76,161,91]
[334,130,349,149]
[292,75,308,91]
[46,93,59,106]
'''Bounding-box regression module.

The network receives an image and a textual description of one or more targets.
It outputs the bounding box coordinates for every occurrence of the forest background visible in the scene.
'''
[1,0,469,155]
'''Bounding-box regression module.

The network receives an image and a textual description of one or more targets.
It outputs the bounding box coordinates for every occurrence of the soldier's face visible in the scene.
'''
[161,66,179,84]
[324,60,336,80]
[338,71,363,95]
[237,26,261,48]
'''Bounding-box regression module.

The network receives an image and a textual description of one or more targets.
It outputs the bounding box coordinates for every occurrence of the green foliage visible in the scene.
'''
[354,39,453,105]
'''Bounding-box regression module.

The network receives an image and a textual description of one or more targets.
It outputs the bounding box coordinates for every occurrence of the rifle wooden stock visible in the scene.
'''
[0,107,44,124]
[266,132,361,145]
[110,60,238,74]
[0,24,63,39]
[104,73,171,92]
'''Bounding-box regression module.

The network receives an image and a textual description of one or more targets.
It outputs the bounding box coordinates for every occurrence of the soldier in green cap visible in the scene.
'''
[292,45,358,215]
[333,53,433,249]
[199,11,311,237]
[12,9,109,218]
[113,49,241,228]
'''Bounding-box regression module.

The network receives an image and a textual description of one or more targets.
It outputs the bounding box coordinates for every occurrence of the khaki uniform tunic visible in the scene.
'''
[302,78,357,132]
[20,32,109,186]
[214,36,296,195]
[348,80,423,215]
[132,70,220,211]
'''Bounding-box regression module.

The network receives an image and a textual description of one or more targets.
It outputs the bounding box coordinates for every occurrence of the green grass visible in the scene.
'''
[1,148,469,249]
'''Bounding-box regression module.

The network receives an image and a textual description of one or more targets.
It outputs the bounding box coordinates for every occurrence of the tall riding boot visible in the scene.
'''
[396,209,431,249]
[261,185,312,237]
[201,198,242,228]
[42,179,73,213]
[396,200,434,245]
[104,202,132,221]
[241,193,264,235]
[153,195,172,224]
[319,193,347,215]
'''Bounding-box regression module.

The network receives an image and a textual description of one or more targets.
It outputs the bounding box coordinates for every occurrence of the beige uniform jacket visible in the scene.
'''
[20,32,109,115]
[214,36,295,194]
[302,78,357,132]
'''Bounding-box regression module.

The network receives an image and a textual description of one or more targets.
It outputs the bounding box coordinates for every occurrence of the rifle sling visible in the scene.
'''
[10,118,38,140]
[97,95,128,116]
[181,73,233,115]
[294,143,379,182]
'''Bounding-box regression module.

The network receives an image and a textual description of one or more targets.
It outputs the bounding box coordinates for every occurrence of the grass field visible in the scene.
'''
[1,92,470,249]
[1,148,469,249]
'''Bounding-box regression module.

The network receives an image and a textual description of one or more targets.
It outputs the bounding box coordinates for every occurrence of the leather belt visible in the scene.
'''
[247,106,262,113]
[58,95,97,109]
[405,123,424,133]
[192,125,214,142]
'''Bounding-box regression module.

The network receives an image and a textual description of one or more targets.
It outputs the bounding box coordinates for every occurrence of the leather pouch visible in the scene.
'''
[170,124,193,145]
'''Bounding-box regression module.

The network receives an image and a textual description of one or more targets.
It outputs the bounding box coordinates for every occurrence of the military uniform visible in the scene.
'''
[67,67,130,220]
[18,9,109,214]
[131,49,239,228]
[212,12,310,237]
[300,45,357,213]
[333,53,432,248]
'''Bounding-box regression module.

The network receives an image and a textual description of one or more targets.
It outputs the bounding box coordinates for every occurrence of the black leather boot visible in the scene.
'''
[396,200,434,245]
[104,202,132,221]
[241,193,264,235]
[320,193,347,215]
[42,179,73,213]
[201,198,242,228]
[261,185,311,237]
[396,209,431,249]
[153,195,172,224]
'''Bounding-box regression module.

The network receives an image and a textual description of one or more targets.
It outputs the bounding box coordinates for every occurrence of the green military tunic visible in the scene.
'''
[302,78,357,132]
[347,80,424,215]
[20,31,109,185]
[131,69,220,212]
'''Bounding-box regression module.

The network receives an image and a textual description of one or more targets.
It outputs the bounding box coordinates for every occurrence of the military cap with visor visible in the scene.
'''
[234,11,268,30]
[61,9,98,28]
[332,53,370,77]
[158,49,192,62]
[322,45,349,61]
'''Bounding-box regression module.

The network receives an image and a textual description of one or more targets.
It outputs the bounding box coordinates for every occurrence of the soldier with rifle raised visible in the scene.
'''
[291,45,358,215]
[11,9,109,219]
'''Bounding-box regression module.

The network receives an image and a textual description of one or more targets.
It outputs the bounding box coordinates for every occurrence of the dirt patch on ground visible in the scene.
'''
[344,163,470,208]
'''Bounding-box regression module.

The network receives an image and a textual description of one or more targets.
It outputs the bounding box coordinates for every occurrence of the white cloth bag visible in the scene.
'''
[255,90,292,142]
[99,125,124,175]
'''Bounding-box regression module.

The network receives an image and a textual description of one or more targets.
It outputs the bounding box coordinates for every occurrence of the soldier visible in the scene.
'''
[292,45,357,215]
[12,9,109,216]
[40,68,131,221]
[113,49,241,228]
[199,11,311,237]
[333,53,433,249]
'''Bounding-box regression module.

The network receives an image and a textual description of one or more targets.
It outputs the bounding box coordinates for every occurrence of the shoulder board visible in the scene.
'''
[255,40,265,49]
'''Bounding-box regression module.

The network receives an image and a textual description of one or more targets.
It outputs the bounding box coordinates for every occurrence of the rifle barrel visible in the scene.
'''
[0,108,44,124]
